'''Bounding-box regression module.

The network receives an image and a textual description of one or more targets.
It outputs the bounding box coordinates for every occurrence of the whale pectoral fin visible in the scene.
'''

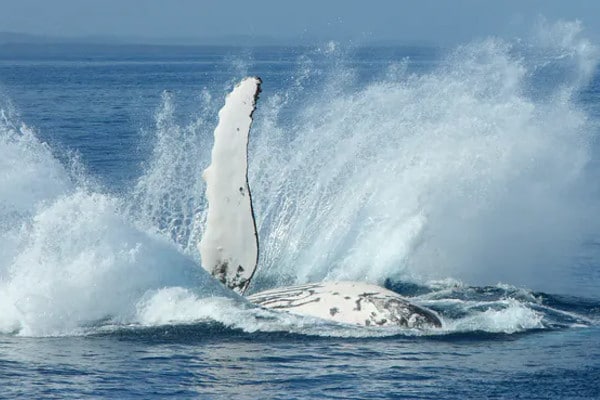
[199,77,262,295]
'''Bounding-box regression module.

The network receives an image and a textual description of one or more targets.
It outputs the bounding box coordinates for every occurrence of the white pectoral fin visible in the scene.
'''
[199,77,261,295]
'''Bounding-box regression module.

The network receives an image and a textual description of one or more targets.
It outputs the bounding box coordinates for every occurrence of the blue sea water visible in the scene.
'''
[1,21,600,399]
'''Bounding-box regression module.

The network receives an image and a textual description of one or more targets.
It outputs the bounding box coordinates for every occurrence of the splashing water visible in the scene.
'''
[1,20,599,336]
[246,21,600,291]
[125,90,215,253]
[0,107,231,336]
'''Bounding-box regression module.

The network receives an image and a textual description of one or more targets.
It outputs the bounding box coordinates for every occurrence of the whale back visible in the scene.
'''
[248,281,442,328]
[199,77,261,295]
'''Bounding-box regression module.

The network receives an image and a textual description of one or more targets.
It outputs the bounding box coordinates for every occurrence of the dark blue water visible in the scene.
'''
[1,326,599,399]
[1,23,600,399]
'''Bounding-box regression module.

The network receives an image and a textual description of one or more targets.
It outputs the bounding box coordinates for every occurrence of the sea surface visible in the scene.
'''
[1,21,600,399]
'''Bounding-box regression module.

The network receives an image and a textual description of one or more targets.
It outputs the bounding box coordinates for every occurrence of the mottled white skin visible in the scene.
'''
[199,77,261,294]
[200,77,442,329]
[248,281,442,328]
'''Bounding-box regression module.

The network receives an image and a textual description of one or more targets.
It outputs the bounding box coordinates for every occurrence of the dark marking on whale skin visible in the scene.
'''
[354,291,442,328]
[249,283,323,299]
[251,289,317,305]
[262,296,321,310]
[211,261,251,293]
[367,297,442,328]
[214,261,229,283]
[249,288,324,310]
[259,297,321,309]
[354,292,380,312]
[354,298,363,311]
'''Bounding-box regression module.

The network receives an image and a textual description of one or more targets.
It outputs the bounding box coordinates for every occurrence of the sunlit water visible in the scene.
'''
[1,21,599,399]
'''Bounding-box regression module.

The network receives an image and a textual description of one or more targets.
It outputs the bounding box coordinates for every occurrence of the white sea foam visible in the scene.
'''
[0,112,230,336]
[0,188,230,336]
[445,299,545,334]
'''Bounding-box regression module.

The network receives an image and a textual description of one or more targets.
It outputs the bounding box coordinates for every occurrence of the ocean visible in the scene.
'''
[1,21,600,399]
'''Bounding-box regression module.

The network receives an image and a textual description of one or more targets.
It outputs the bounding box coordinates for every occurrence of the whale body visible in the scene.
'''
[199,77,442,329]
[248,281,441,328]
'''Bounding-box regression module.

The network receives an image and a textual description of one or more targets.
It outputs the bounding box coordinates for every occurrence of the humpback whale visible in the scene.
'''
[199,77,442,329]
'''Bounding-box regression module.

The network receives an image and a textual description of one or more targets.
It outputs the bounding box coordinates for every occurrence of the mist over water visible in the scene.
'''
[1,20,599,336]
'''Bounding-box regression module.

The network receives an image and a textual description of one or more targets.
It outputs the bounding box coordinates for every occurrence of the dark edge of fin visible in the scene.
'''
[243,77,262,294]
